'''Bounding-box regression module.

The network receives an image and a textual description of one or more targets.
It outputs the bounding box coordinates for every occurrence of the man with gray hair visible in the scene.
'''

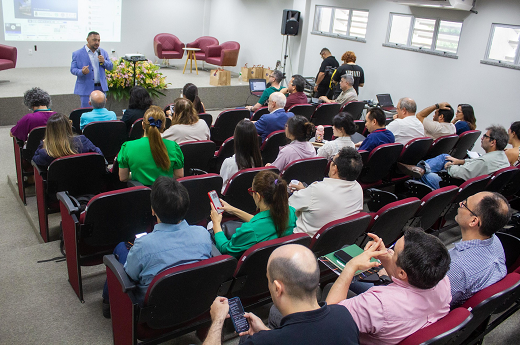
[386,97,425,145]
[319,74,357,106]
[254,91,295,141]
[203,244,359,344]
[80,90,117,130]
[247,69,284,113]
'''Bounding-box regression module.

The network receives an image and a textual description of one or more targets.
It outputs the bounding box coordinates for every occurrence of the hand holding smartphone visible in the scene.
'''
[208,190,224,214]
[228,297,250,333]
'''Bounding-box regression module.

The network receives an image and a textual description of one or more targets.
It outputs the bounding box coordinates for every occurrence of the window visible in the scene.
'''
[312,6,369,42]
[482,24,520,69]
[385,13,462,58]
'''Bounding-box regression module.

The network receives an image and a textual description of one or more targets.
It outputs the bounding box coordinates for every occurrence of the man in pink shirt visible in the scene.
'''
[326,228,451,345]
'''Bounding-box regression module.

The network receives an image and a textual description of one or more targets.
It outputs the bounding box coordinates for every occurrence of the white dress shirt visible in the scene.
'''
[85,45,100,83]
[386,115,425,145]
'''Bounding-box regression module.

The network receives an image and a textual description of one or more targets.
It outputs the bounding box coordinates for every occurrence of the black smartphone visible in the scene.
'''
[334,250,354,264]
[228,297,249,333]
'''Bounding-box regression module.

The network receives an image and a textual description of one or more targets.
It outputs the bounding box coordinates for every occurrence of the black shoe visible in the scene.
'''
[102,299,111,319]
[397,163,425,178]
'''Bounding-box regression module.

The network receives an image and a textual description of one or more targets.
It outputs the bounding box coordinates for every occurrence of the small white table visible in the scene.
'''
[182,48,201,74]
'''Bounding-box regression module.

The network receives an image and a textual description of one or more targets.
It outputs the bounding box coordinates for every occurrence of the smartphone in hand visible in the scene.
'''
[228,297,250,333]
[208,190,224,214]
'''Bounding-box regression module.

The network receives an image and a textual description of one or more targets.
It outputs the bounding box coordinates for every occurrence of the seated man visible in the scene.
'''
[80,90,116,130]
[289,147,363,237]
[327,229,451,345]
[398,125,510,190]
[203,244,359,345]
[254,92,295,141]
[246,70,283,113]
[416,102,456,140]
[319,74,357,106]
[282,74,309,111]
[449,191,511,307]
[355,107,395,152]
[102,176,212,318]
[386,97,424,145]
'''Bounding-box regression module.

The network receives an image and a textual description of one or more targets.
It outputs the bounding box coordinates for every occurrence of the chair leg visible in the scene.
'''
[60,203,84,302]
[13,139,26,205]
[34,168,49,242]
[107,268,137,345]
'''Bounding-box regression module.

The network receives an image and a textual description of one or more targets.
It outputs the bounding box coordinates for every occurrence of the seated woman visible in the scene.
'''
[32,113,103,167]
[182,83,206,114]
[220,119,263,192]
[121,86,153,133]
[162,98,210,143]
[210,170,296,258]
[317,112,356,160]
[118,105,184,186]
[11,87,56,142]
[452,104,477,135]
[506,121,520,166]
[268,115,316,171]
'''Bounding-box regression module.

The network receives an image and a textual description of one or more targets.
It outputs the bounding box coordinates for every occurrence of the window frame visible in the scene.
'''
[311,5,369,43]
[383,12,463,59]
[481,23,520,71]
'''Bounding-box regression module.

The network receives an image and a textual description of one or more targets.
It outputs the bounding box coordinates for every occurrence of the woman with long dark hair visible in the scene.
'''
[32,113,103,167]
[118,105,184,185]
[183,83,205,113]
[220,119,262,191]
[452,104,477,135]
[210,170,296,258]
[122,86,153,133]
[506,121,520,166]
[269,115,316,171]
[162,98,210,143]
[317,112,356,160]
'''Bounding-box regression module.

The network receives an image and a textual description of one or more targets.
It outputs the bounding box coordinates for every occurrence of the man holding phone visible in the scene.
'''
[203,244,360,344]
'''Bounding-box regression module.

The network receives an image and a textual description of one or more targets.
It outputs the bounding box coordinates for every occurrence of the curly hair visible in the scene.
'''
[341,51,356,63]
[23,87,51,108]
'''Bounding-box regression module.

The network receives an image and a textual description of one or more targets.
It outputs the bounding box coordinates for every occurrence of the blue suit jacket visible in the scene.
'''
[71,46,113,96]
[255,108,295,141]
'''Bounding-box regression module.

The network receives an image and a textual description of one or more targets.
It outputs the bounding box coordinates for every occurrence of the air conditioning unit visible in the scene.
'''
[387,0,475,11]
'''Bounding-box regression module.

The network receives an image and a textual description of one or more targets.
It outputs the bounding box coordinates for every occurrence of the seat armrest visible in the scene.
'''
[206,45,222,58]
[103,255,137,293]
[57,191,80,214]
[186,42,198,49]
[31,160,47,176]
[154,40,163,55]
[211,244,222,257]
[127,180,144,187]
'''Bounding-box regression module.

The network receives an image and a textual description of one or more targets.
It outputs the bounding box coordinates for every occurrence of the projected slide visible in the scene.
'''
[3,0,122,42]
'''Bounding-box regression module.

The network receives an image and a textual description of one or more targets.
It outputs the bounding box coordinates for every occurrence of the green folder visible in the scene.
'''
[318,244,380,276]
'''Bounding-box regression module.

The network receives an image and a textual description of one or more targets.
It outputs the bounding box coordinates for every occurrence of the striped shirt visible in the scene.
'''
[447,234,506,308]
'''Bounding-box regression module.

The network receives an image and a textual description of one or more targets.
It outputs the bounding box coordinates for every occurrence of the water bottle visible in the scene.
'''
[316,125,324,143]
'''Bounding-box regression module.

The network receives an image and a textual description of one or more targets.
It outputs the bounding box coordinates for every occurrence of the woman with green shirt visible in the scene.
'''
[210,170,296,258]
[118,105,184,186]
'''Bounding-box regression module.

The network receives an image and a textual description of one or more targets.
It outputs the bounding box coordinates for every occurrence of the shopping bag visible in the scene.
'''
[250,65,264,79]
[210,68,231,86]
[263,67,273,82]
[240,63,251,82]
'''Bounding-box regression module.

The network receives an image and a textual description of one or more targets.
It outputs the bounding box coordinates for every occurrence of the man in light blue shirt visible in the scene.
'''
[79,90,117,130]
[102,176,212,318]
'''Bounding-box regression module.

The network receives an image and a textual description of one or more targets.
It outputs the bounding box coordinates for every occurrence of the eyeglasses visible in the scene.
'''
[483,133,495,141]
[460,199,481,227]
[268,75,274,78]
[331,159,338,166]
[247,187,255,196]
[456,109,462,114]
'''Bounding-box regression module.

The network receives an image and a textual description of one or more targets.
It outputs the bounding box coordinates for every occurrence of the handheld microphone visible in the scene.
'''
[97,49,103,66]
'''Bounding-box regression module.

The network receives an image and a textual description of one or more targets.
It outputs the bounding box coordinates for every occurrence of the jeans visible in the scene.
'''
[102,242,130,302]
[417,154,450,190]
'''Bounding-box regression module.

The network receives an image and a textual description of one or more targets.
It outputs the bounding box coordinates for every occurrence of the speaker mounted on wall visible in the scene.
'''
[281,9,300,36]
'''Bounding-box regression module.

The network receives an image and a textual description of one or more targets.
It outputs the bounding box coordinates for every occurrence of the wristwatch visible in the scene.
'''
[435,103,440,109]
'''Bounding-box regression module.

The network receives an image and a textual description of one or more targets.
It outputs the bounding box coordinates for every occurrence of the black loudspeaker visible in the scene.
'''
[281,9,300,36]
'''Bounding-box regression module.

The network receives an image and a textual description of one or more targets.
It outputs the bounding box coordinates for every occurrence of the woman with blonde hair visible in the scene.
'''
[162,98,210,143]
[118,105,184,185]
[32,113,103,167]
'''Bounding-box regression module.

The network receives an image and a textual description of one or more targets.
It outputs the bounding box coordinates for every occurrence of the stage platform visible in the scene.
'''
[0,65,254,126]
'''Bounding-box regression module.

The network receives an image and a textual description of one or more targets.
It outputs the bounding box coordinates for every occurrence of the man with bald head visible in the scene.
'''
[448,191,511,307]
[79,90,117,130]
[203,244,359,345]
[386,97,424,145]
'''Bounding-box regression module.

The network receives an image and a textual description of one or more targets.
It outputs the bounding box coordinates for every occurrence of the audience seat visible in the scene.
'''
[33,153,107,242]
[229,233,311,309]
[13,126,46,205]
[178,174,223,226]
[210,109,250,147]
[288,104,316,121]
[496,232,520,273]
[354,120,367,135]
[310,103,341,126]
[357,143,403,189]
[128,118,144,140]
[69,108,93,135]
[251,106,269,121]
[0,43,17,72]
[205,41,240,67]
[407,185,459,232]
[425,134,459,159]
[500,167,520,200]
[340,101,365,120]
[322,125,333,141]
[280,157,328,186]
[57,186,154,302]
[179,140,216,176]
[388,137,433,184]
[450,130,482,160]
[211,136,235,173]
[153,33,185,61]
[82,120,127,163]
[485,166,520,194]
[104,254,237,345]
[222,167,279,214]
[186,36,219,61]
[261,130,287,164]
[198,113,213,128]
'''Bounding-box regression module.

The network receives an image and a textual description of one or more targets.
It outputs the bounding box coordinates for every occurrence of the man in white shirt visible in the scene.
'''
[288,147,363,237]
[416,102,456,140]
[318,74,357,106]
[386,98,424,145]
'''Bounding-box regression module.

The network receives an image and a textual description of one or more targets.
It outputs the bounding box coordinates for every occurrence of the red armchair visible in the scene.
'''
[186,36,219,61]
[0,44,17,71]
[206,41,240,67]
[153,34,185,60]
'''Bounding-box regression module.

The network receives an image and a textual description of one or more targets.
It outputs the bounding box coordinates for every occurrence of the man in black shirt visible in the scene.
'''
[314,48,339,98]
[332,51,364,97]
[203,244,359,345]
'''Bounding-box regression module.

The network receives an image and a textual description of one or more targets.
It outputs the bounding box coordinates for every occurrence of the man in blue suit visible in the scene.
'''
[254,92,295,142]
[71,31,113,108]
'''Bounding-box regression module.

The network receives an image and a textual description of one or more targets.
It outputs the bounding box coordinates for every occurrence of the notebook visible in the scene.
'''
[376,94,397,112]
[249,79,267,97]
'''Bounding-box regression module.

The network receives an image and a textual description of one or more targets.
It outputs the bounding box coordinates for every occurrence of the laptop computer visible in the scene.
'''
[249,79,267,97]
[376,94,397,112]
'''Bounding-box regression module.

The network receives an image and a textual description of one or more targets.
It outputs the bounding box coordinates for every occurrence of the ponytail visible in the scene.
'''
[253,170,289,237]
[287,115,315,142]
[144,105,170,171]
[183,83,204,114]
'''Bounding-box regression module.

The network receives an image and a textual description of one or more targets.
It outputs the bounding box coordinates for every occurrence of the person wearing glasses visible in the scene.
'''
[254,92,295,142]
[448,191,511,308]
[398,125,510,190]
[452,104,477,135]
[246,70,284,113]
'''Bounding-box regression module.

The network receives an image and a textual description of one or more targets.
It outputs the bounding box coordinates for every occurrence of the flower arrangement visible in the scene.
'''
[106,58,169,101]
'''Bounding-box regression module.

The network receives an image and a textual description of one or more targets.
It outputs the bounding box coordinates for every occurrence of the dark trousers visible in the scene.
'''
[102,242,130,301]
